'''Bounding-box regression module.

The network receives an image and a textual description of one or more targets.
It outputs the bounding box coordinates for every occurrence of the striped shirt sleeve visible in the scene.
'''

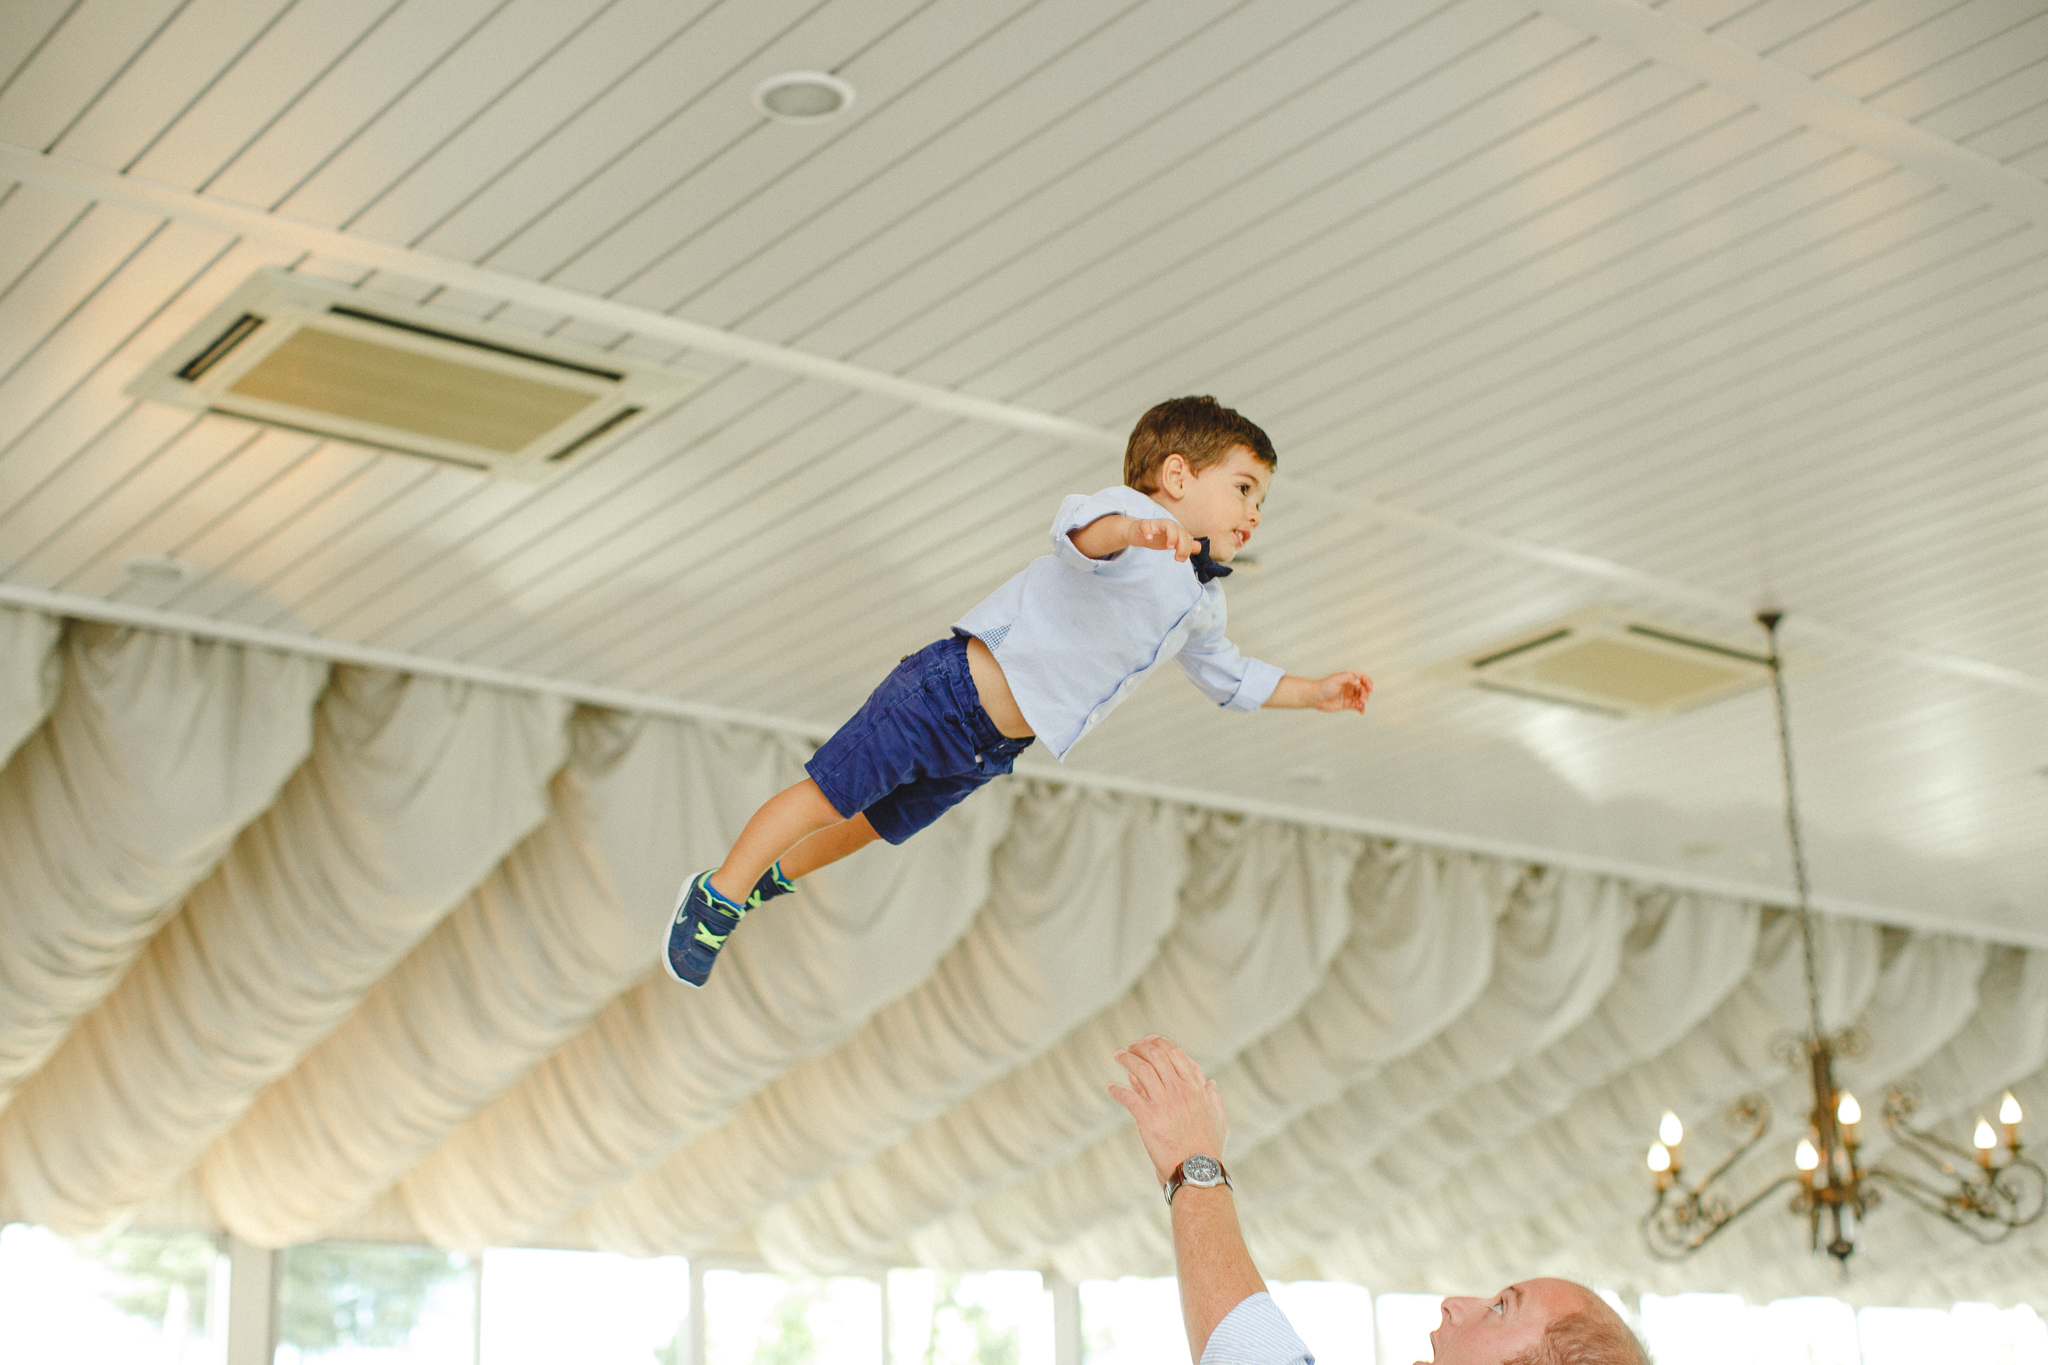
[1200,1292,1315,1365]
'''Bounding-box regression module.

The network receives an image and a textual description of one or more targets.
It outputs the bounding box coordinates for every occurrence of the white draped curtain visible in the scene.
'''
[0,604,2041,1308]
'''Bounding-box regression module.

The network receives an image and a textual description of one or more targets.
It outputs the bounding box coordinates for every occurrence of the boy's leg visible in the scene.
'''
[708,778,844,904]
[777,812,881,880]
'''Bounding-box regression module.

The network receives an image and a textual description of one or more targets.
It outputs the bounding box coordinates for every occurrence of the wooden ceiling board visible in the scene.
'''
[338,0,729,251]
[1429,227,2048,533]
[480,411,1020,677]
[736,0,1391,354]
[1806,0,2047,104]
[934,14,1596,406]
[0,0,76,93]
[674,0,1324,333]
[1187,131,1881,472]
[402,388,936,663]
[197,0,512,210]
[408,0,877,269]
[1445,305,2048,574]
[1862,10,2048,127]
[356,376,872,655]
[991,66,1735,426]
[1916,54,2048,145]
[1961,92,2048,163]
[639,0,1246,330]
[265,0,613,231]
[803,0,1504,376]
[45,0,300,175]
[1301,175,1993,482]
[118,0,408,195]
[539,0,1061,312]
[0,0,185,153]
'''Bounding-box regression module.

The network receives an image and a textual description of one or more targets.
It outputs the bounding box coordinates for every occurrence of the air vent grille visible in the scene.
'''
[128,270,697,478]
[1437,608,1776,717]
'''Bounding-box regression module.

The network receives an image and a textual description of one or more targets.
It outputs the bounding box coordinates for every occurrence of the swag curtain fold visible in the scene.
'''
[0,606,2043,1309]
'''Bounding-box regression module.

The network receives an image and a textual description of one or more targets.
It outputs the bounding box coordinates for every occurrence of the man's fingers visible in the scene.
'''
[1114,1046,1161,1099]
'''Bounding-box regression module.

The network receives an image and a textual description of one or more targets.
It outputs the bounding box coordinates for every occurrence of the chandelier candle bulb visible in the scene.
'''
[2001,1091,2024,1149]
[1976,1117,1999,1166]
[1796,1137,1821,1179]
[1659,1110,1684,1152]
[1648,1141,1673,1190]
[1837,1092,1862,1145]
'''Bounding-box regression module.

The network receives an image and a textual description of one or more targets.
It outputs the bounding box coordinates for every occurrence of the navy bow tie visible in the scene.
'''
[1191,538,1232,584]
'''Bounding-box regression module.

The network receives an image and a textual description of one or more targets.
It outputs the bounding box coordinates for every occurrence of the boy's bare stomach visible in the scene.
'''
[964,636,1035,739]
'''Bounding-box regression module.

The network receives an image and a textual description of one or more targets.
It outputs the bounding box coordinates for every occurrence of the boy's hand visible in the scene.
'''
[1124,517,1200,562]
[1310,670,1371,713]
[1264,671,1373,712]
[1108,1034,1228,1184]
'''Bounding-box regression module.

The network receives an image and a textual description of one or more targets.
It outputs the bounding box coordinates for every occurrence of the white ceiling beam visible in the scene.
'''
[1531,0,2048,229]
[4,579,2037,950]
[2,142,2043,702]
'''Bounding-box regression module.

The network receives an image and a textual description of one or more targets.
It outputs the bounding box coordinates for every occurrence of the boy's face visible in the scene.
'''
[1163,445,1270,561]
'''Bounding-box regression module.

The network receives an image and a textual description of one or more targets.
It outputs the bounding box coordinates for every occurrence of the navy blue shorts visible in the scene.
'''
[805,633,1033,845]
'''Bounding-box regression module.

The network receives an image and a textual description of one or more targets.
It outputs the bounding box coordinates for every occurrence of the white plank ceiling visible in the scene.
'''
[1,0,2045,953]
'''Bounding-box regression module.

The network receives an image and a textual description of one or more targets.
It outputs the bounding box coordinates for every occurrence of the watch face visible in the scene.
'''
[1183,1154,1222,1184]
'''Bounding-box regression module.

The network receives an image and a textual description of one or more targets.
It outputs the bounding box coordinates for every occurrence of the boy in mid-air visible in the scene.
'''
[663,395,1372,987]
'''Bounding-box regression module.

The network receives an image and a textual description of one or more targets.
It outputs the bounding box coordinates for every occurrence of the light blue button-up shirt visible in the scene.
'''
[954,485,1284,761]
[1202,1293,1315,1365]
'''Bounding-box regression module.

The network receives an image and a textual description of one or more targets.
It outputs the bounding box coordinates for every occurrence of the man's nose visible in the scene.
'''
[1441,1296,1483,1322]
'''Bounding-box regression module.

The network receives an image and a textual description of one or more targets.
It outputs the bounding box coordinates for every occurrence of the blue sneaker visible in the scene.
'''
[750,860,795,907]
[662,871,748,988]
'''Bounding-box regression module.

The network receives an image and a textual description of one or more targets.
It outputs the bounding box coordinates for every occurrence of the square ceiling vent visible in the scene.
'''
[126,269,698,479]
[1434,607,1775,717]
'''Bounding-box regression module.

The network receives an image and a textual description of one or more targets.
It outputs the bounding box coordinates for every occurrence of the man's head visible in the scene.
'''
[1426,1280,1647,1365]
[1124,395,1276,494]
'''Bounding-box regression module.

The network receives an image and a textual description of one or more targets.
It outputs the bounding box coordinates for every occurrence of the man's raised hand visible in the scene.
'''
[1109,1034,1228,1185]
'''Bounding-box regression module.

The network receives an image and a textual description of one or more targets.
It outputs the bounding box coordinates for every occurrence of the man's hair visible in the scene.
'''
[1505,1308,1651,1365]
[1124,395,1276,492]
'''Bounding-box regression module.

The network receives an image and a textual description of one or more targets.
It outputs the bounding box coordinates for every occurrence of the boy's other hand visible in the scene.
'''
[1312,670,1371,713]
[1109,1034,1228,1184]
[1125,517,1200,562]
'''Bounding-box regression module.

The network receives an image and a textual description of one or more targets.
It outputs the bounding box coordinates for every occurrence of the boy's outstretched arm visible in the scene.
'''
[1069,513,1201,562]
[1262,671,1371,713]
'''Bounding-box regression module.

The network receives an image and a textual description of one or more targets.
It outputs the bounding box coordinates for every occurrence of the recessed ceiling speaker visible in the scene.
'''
[127,269,699,479]
[1434,607,1785,717]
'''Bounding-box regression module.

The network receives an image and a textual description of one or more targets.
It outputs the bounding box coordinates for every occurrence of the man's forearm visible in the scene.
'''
[1171,1185,1267,1362]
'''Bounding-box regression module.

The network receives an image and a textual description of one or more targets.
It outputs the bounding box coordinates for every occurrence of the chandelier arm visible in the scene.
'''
[1882,1121,1995,1177]
[1863,1167,2031,1244]
[1691,1098,1774,1191]
[1641,1173,1807,1260]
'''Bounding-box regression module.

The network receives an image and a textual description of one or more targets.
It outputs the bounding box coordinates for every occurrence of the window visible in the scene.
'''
[703,1270,881,1365]
[0,1223,224,1365]
[275,1241,474,1364]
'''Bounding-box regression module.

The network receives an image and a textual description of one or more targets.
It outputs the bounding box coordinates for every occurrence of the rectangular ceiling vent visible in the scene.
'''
[126,269,698,479]
[1435,607,1774,717]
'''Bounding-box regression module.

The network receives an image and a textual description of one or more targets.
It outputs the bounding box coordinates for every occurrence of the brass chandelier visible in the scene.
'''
[1640,612,2045,1266]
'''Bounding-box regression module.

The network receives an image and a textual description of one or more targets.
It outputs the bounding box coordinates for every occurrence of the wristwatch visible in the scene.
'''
[1163,1153,1230,1204]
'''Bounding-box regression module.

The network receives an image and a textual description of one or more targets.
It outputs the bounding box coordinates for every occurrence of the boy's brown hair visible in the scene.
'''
[1124,396,1276,493]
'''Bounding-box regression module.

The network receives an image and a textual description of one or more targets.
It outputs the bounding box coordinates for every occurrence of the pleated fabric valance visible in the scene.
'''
[0,605,2042,1308]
